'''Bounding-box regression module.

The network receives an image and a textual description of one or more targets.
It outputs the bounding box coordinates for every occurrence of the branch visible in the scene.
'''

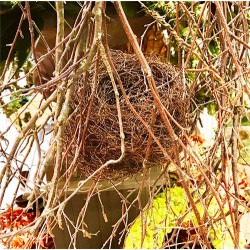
[55,1,64,74]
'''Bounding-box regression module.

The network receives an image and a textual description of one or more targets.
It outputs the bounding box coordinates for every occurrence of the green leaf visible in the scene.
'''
[241,117,249,126]
[124,187,188,249]
[208,40,220,56]
[207,102,217,116]
[180,26,189,38]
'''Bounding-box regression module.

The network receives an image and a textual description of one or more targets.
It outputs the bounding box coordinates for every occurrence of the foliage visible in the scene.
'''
[3,94,29,118]
[0,208,54,249]
[0,1,18,11]
[124,186,245,249]
[124,187,187,248]
[1,57,32,119]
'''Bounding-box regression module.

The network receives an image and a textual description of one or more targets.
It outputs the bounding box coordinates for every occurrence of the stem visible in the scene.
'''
[55,1,64,74]
[114,2,212,247]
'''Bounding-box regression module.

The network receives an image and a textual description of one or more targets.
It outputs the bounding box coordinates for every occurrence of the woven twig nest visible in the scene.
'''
[64,50,190,180]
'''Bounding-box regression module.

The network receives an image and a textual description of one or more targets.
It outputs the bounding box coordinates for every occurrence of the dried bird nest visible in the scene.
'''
[63,50,190,180]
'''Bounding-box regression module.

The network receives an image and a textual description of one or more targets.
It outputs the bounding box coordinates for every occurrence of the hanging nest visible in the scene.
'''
[63,50,190,180]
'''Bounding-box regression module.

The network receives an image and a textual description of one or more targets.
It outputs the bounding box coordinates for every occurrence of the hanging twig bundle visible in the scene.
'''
[63,50,190,180]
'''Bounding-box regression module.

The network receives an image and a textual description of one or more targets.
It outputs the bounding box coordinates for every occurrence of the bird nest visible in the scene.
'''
[63,50,190,180]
